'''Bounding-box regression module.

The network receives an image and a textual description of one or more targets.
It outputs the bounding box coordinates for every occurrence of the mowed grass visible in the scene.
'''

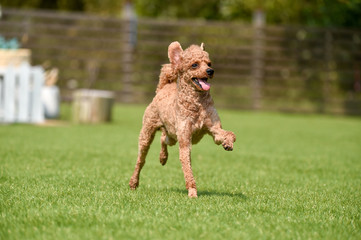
[1,104,361,239]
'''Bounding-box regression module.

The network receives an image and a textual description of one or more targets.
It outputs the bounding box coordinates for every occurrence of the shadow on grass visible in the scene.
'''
[171,188,247,199]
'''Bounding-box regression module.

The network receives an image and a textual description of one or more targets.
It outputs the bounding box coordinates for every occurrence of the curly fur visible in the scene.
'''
[129,41,236,198]
[156,64,177,94]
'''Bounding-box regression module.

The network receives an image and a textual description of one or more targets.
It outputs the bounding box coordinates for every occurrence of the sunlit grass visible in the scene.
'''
[1,104,360,239]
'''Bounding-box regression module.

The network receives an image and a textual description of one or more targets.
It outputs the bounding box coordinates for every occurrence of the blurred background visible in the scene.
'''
[1,0,361,116]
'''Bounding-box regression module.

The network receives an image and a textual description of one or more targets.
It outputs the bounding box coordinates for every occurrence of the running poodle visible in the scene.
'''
[129,41,236,198]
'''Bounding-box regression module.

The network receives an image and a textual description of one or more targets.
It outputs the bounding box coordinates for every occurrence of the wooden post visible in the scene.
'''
[121,0,137,103]
[323,30,332,113]
[251,9,265,110]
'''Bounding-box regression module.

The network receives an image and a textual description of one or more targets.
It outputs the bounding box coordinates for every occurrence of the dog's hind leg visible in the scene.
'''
[129,116,158,190]
[159,128,176,166]
[159,130,169,166]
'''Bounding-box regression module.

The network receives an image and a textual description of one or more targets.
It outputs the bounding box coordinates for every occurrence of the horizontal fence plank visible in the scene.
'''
[3,8,125,23]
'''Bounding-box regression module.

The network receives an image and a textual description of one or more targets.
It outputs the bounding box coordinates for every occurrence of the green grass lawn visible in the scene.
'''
[1,104,361,239]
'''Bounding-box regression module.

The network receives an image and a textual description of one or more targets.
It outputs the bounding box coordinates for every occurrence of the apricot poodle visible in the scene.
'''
[129,41,236,198]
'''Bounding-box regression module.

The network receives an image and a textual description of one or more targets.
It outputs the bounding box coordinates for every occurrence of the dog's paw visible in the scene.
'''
[188,188,198,198]
[222,131,236,151]
[159,151,168,166]
[129,177,139,190]
[222,143,233,151]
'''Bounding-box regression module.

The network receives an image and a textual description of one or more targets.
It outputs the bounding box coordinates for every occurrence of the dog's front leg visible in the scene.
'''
[178,124,197,198]
[207,121,236,151]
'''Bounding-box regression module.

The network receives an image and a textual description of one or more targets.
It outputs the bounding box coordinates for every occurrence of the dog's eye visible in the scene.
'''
[191,63,198,68]
[207,62,212,67]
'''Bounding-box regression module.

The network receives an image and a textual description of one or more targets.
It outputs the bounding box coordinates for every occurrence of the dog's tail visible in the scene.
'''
[156,64,178,93]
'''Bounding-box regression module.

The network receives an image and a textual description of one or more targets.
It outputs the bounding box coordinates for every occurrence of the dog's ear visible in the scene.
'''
[200,42,205,51]
[168,41,183,65]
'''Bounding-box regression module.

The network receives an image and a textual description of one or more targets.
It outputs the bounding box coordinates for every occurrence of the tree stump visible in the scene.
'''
[72,89,114,123]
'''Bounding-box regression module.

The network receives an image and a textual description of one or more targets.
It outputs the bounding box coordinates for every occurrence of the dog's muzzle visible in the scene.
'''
[191,68,214,91]
[206,68,214,77]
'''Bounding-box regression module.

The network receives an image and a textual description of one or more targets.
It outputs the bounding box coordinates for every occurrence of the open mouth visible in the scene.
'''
[191,77,211,91]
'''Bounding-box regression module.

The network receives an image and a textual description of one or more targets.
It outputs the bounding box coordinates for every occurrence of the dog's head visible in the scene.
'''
[168,41,214,92]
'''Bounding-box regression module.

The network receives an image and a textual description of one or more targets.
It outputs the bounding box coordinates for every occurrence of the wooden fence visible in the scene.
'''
[1,8,360,115]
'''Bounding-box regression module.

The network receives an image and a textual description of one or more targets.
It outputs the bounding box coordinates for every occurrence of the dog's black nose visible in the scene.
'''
[206,68,214,77]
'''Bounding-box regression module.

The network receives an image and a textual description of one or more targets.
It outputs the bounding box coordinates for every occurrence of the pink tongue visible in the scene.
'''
[199,79,211,91]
